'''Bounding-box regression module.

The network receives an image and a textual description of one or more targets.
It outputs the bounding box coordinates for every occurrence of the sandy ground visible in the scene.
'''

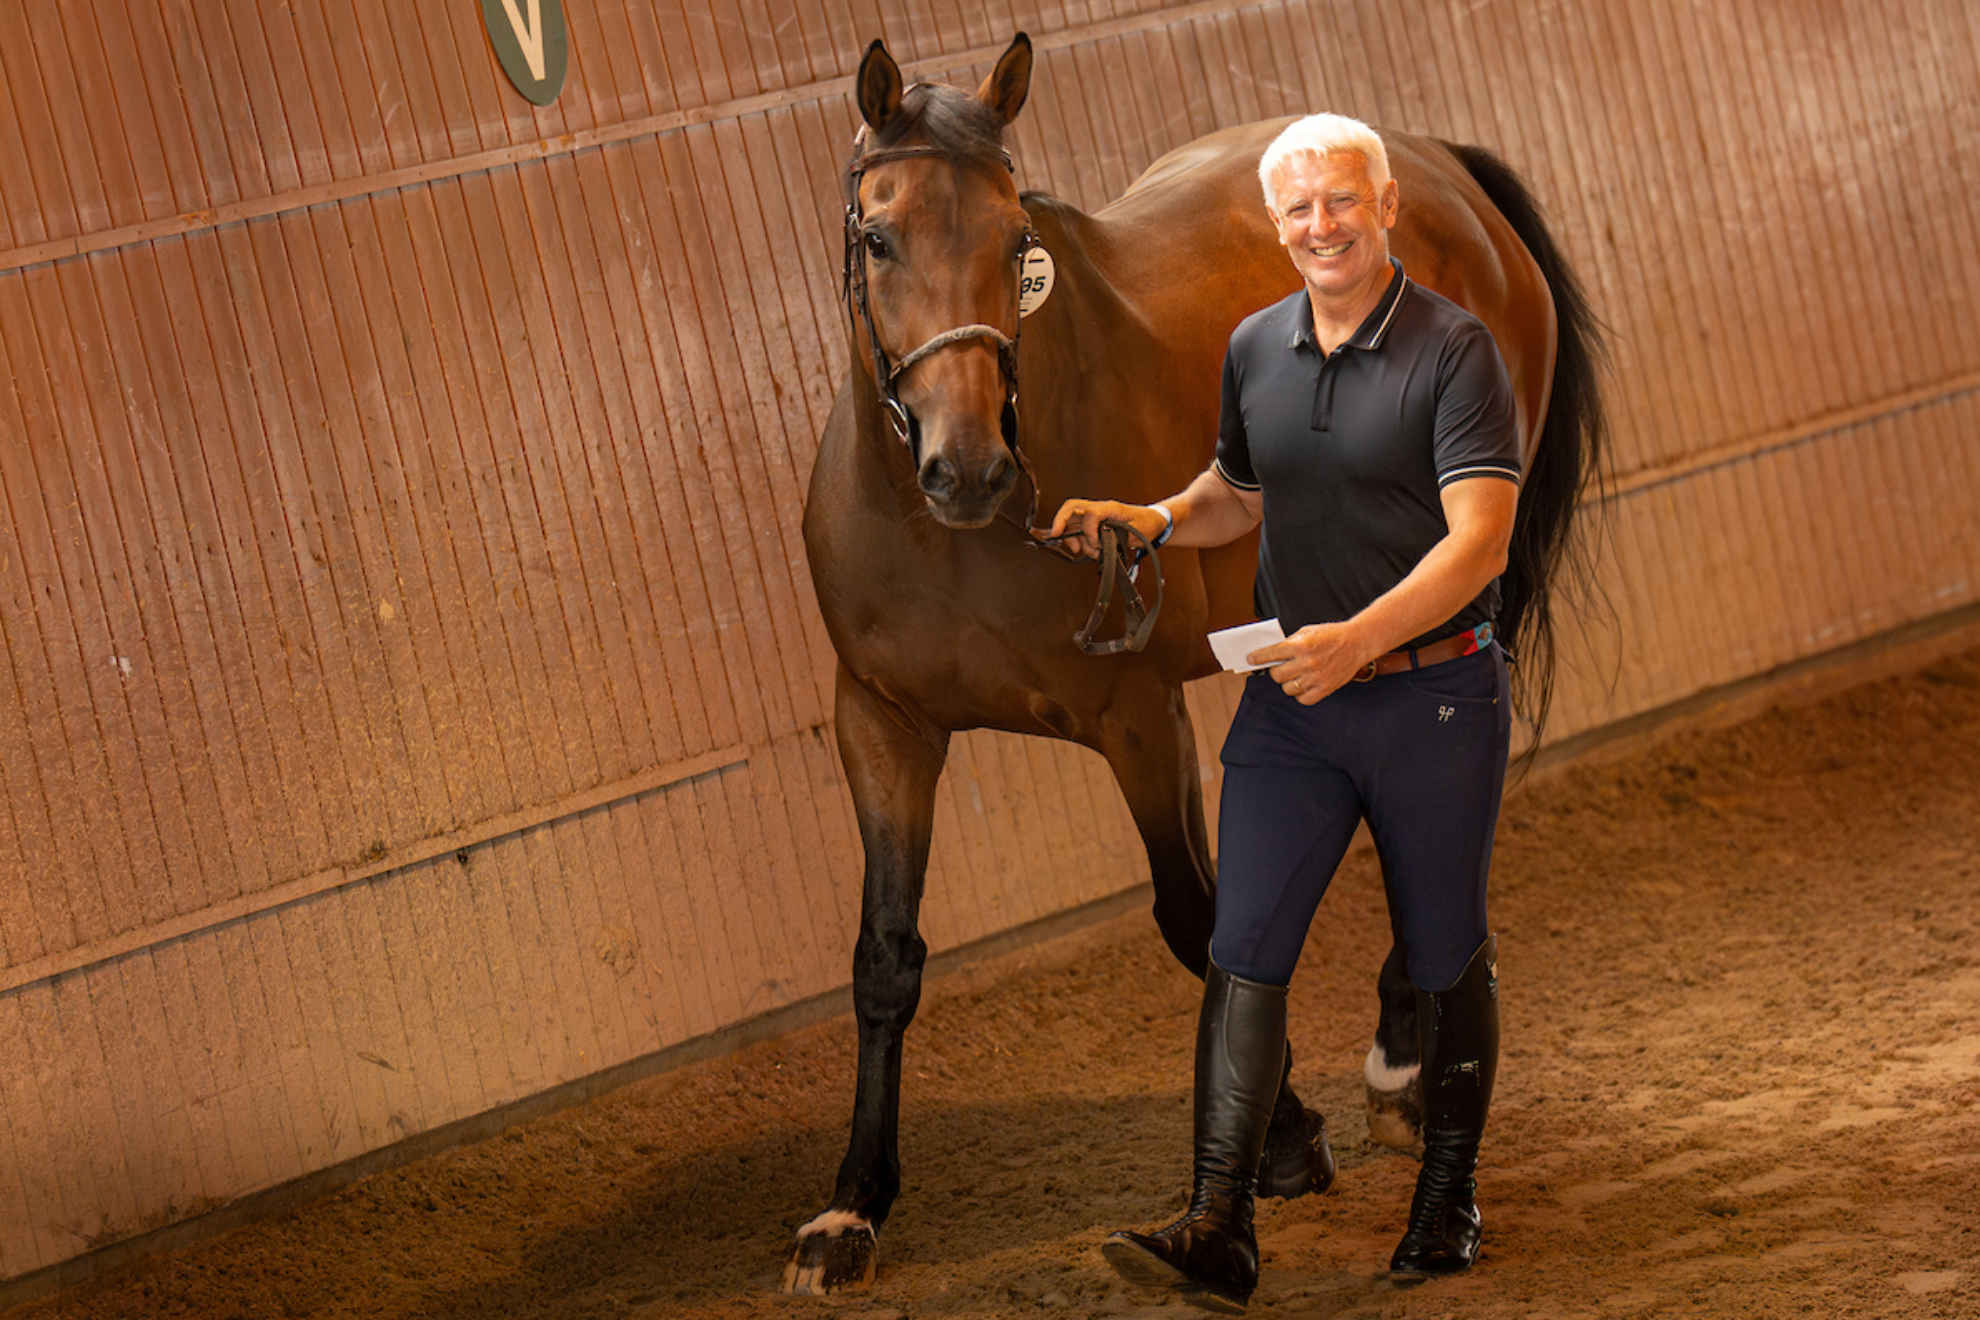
[9,647,1980,1320]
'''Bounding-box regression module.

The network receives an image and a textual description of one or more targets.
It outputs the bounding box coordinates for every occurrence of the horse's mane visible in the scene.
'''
[848,82,1011,176]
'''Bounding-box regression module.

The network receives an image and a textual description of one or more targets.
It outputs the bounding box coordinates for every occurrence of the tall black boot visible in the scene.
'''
[1103,960,1286,1314]
[1389,935,1499,1278]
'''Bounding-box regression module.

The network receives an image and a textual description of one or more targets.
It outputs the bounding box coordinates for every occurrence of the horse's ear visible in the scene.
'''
[857,38,905,133]
[976,32,1032,126]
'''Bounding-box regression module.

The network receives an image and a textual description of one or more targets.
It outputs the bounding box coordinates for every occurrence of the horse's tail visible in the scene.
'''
[1445,140,1609,740]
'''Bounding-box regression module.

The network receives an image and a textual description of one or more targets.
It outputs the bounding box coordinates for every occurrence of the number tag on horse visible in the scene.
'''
[1018,245,1055,318]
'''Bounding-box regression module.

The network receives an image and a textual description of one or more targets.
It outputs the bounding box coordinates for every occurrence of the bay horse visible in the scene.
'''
[789,32,1603,1293]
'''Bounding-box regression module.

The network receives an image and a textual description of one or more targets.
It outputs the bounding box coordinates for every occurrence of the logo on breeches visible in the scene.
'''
[1438,705,1455,722]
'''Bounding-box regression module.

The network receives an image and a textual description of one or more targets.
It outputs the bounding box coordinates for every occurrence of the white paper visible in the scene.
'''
[1208,618,1287,673]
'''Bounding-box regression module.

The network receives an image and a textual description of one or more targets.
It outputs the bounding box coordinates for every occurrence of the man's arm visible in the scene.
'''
[1254,476,1518,704]
[1041,466,1263,558]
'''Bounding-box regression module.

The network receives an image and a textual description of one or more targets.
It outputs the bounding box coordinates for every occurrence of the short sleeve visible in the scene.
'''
[1213,346,1261,491]
[1433,324,1522,488]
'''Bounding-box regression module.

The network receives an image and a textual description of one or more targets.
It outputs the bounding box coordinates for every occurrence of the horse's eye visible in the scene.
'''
[863,230,891,261]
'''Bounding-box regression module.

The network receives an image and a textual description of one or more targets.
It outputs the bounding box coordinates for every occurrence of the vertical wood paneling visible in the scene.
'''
[695,116,829,725]
[306,206,457,839]
[573,146,721,760]
[177,236,313,884]
[96,258,225,912]
[437,176,586,808]
[356,198,504,829]
[458,171,610,793]
[102,958,185,1230]
[1920,7,1980,371]
[60,250,206,927]
[505,168,659,783]
[50,977,140,1240]
[4,0,1980,1285]
[460,847,541,1100]
[0,997,67,1267]
[4,275,140,951]
[617,138,756,751]
[1777,443,1846,650]
[221,222,365,870]
[0,697,35,969]
[526,159,676,770]
[368,872,466,1133]
[310,897,406,1148]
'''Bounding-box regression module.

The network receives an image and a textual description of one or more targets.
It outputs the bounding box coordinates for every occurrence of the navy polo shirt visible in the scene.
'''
[1213,260,1521,648]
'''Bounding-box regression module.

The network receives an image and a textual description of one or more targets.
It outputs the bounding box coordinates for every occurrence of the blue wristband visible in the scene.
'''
[1151,502,1175,548]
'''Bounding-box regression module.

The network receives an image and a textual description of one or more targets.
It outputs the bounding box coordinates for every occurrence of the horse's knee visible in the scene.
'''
[852,929,928,1028]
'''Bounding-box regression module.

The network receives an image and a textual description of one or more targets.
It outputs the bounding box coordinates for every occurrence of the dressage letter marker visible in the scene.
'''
[482,0,568,105]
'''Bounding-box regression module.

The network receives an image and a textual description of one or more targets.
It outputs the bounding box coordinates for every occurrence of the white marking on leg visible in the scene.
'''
[785,1209,878,1295]
[796,1207,873,1239]
[1364,1044,1421,1093]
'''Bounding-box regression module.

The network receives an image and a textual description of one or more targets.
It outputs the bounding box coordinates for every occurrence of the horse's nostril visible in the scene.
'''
[984,455,1014,491]
[919,456,958,499]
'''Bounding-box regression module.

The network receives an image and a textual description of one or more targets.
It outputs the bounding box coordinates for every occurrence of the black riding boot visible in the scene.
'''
[1104,960,1286,1313]
[1389,934,1499,1278]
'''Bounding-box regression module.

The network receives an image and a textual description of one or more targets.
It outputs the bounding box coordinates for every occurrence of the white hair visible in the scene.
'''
[1258,113,1391,212]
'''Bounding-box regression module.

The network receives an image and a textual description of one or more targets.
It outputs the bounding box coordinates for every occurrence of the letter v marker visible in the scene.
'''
[497,0,545,81]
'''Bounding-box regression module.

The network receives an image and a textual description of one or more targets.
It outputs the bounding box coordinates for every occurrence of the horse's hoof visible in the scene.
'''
[1364,1075,1424,1152]
[1257,1106,1335,1199]
[782,1209,877,1294]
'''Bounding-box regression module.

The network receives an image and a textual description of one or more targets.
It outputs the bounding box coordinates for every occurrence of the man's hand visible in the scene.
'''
[1039,500,1167,560]
[1249,621,1373,706]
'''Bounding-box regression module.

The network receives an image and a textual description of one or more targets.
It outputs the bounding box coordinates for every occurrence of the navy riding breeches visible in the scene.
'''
[1208,645,1510,993]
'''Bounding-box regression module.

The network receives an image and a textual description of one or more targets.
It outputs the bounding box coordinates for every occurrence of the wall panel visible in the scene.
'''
[0,0,1976,1289]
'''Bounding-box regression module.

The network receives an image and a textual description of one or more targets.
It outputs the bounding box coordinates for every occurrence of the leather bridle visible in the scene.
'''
[840,129,1162,656]
[841,135,1031,470]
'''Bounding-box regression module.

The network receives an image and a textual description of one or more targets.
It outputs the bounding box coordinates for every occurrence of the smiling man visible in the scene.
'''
[1050,113,1522,1310]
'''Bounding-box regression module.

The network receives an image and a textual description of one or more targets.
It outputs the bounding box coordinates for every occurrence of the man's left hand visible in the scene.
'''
[1250,622,1371,706]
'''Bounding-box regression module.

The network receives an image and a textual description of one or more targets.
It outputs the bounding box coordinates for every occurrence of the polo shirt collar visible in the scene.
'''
[1288,257,1411,352]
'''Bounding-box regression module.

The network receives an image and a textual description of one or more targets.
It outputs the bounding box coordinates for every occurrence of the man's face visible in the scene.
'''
[1267,150,1399,305]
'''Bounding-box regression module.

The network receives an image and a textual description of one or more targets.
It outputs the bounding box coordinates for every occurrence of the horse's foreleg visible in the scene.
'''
[1095,677,1334,1200]
[1365,888,1424,1150]
[784,667,948,1295]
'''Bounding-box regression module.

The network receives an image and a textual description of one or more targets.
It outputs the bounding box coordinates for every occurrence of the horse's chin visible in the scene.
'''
[923,497,1002,531]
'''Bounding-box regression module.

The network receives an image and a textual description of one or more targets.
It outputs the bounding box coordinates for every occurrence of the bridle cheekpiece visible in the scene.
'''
[841,129,1034,464]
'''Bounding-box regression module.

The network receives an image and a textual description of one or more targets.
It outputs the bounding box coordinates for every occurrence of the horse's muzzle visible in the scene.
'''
[918,448,1018,528]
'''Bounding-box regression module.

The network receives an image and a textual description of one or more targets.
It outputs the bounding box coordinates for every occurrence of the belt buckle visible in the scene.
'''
[1351,659,1379,683]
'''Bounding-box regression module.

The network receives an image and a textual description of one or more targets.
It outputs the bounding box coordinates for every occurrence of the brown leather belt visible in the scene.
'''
[1351,621,1495,682]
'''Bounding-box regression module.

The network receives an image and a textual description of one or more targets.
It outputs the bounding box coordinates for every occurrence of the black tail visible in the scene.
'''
[1445,141,1608,740]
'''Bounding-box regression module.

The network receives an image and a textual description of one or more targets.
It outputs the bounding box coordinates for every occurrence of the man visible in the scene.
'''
[1046,113,1519,1311]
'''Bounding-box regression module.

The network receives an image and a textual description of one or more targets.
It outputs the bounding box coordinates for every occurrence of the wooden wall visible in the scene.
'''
[1,0,1974,1285]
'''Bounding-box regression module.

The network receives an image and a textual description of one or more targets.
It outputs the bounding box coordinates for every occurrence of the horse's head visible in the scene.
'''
[844,34,1035,530]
